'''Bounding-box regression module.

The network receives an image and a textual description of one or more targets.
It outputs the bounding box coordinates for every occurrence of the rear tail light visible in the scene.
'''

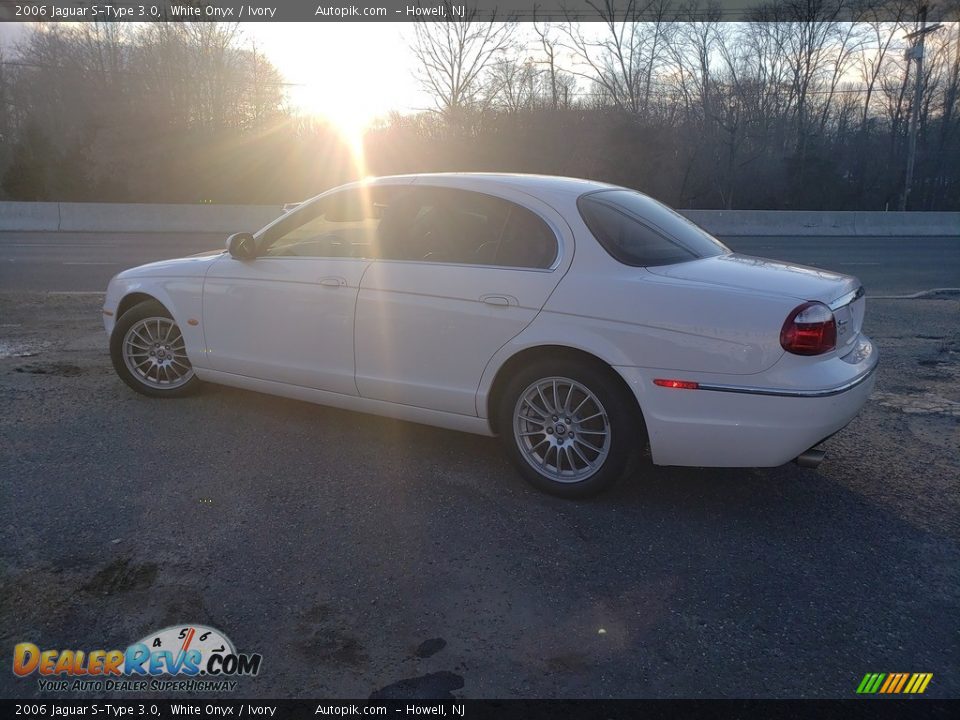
[780,301,836,355]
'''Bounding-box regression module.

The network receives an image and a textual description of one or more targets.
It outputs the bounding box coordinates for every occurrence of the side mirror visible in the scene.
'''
[226,232,256,260]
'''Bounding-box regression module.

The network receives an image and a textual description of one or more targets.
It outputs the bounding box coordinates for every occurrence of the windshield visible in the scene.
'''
[578,189,729,267]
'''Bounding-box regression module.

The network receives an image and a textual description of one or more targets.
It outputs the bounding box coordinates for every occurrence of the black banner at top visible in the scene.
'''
[0,0,951,23]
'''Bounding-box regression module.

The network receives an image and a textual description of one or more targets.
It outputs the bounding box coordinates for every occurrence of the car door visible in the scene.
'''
[354,186,571,416]
[201,187,388,395]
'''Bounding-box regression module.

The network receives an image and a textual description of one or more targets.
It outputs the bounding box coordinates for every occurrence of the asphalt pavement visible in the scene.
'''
[0,232,958,294]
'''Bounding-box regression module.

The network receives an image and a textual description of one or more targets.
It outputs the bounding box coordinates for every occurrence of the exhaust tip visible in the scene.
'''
[794,449,826,469]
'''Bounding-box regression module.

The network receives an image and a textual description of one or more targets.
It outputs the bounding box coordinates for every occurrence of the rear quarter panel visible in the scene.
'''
[474,194,797,418]
[536,263,795,375]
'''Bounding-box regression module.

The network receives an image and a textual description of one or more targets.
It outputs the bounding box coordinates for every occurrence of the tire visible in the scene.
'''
[497,357,642,498]
[110,300,199,398]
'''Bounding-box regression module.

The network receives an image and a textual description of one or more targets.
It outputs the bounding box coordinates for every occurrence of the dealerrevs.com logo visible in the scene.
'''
[12,624,262,692]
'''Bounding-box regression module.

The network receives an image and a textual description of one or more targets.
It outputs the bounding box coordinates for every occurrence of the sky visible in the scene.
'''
[0,22,563,129]
[242,23,434,125]
[0,21,435,129]
[2,20,924,143]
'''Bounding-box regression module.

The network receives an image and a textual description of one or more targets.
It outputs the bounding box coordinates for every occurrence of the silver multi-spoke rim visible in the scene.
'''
[122,317,193,390]
[513,376,611,484]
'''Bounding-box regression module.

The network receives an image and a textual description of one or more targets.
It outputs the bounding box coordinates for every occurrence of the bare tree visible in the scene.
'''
[533,9,563,109]
[855,2,910,132]
[561,0,677,116]
[488,57,538,112]
[409,1,515,120]
[666,1,723,123]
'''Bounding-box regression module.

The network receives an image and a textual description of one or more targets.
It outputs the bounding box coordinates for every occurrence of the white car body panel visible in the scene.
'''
[201,254,367,395]
[198,367,494,437]
[104,173,878,470]
[615,351,876,467]
[103,255,215,363]
[354,184,574,416]
[356,261,552,415]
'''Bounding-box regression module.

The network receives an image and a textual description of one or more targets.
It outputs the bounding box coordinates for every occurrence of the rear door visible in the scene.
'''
[354,186,570,416]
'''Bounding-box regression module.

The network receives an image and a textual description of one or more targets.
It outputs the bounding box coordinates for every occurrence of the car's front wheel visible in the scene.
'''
[498,358,641,498]
[110,300,199,398]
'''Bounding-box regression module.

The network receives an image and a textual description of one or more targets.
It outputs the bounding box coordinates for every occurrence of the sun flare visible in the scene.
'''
[295,90,370,173]
[247,24,423,177]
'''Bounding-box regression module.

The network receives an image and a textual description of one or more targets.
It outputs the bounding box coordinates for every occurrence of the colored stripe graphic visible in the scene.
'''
[857,672,932,694]
[856,673,886,694]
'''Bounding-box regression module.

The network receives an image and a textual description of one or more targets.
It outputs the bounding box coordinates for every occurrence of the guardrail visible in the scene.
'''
[0,201,956,237]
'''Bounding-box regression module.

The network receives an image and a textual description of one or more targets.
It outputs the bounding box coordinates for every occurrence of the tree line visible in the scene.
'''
[1,0,958,210]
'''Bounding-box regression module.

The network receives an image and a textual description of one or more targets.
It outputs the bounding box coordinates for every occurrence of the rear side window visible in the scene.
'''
[378,187,558,269]
[496,205,558,268]
[578,189,728,267]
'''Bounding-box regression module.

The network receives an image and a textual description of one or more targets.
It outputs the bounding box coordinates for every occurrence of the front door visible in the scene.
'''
[201,187,387,395]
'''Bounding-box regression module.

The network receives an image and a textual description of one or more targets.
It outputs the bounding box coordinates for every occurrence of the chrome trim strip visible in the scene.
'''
[829,285,865,311]
[697,357,879,398]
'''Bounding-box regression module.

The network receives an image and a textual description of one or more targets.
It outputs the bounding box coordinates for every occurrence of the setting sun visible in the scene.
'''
[247,23,427,168]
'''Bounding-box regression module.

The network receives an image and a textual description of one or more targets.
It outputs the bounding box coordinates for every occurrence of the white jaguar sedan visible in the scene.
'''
[103,174,877,497]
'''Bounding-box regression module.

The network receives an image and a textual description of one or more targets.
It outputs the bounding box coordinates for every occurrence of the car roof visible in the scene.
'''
[367,173,622,199]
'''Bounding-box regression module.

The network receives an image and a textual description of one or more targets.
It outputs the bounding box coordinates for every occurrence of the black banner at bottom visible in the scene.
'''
[2,699,959,720]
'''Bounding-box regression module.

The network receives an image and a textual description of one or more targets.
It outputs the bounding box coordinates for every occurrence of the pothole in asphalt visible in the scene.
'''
[872,391,960,417]
[14,362,85,376]
[294,603,368,668]
[297,627,368,667]
[0,339,52,358]
[82,558,159,596]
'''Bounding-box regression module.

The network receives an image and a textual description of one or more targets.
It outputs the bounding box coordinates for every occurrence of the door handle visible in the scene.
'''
[481,294,514,307]
[318,277,345,288]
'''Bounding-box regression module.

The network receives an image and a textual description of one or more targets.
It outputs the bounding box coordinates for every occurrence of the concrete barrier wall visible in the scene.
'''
[58,202,283,233]
[682,210,858,237]
[0,202,62,232]
[681,210,960,237]
[0,201,956,236]
[0,202,283,234]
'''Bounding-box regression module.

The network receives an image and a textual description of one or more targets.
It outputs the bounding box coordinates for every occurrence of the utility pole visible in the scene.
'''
[900,4,942,210]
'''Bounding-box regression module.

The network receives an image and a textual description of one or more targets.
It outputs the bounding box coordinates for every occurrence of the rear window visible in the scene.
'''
[578,189,728,267]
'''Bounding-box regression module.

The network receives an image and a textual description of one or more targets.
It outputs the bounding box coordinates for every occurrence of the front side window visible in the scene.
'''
[578,189,728,267]
[257,185,560,269]
[259,186,397,258]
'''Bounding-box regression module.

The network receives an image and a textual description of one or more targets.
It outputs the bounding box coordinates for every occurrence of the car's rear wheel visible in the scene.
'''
[110,300,199,398]
[498,358,640,498]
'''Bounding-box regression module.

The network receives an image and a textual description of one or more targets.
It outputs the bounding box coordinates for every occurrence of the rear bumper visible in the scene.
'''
[615,336,878,467]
